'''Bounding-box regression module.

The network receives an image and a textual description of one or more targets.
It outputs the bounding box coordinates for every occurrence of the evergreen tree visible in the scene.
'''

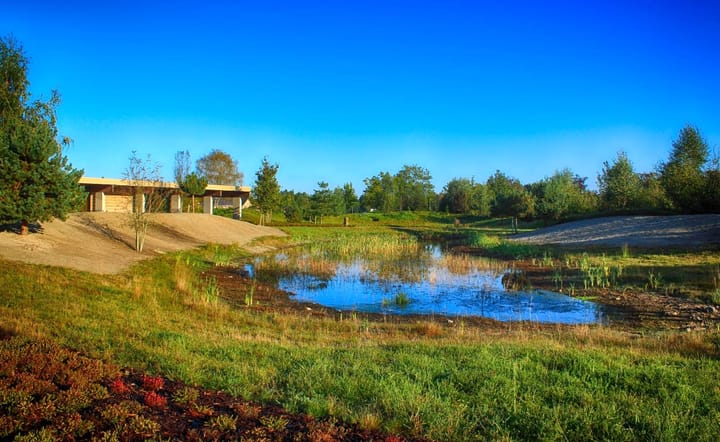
[281,190,310,223]
[252,156,280,225]
[703,167,720,213]
[310,181,334,223]
[0,36,84,235]
[341,182,359,213]
[660,125,710,212]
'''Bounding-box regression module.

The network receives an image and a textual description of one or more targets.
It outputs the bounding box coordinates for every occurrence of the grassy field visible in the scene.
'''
[2,220,720,440]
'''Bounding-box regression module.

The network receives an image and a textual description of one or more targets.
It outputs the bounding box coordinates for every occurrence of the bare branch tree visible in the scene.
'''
[123,151,170,252]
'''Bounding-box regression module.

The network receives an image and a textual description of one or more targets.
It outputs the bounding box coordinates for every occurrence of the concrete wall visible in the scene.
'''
[105,195,133,213]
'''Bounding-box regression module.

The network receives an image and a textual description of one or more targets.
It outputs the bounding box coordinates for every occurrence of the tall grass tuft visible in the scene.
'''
[173,256,194,295]
[245,279,256,306]
[621,243,631,258]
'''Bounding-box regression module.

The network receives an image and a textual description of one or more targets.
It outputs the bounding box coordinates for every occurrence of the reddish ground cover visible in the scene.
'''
[0,333,414,441]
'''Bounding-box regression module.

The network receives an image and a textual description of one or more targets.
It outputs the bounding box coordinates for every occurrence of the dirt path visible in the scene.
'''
[0,212,285,274]
[512,215,720,248]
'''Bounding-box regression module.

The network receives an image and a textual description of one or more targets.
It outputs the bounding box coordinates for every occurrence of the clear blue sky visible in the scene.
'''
[4,1,719,194]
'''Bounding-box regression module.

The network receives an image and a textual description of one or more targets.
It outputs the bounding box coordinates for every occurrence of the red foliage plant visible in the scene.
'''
[144,391,168,408]
[142,375,164,391]
[109,378,130,395]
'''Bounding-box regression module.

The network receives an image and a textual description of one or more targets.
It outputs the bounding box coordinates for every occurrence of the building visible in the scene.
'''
[78,177,251,217]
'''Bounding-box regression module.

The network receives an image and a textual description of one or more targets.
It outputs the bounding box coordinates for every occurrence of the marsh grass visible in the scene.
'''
[467,230,720,300]
[382,292,410,307]
[2,237,720,440]
[440,253,504,275]
[303,231,421,258]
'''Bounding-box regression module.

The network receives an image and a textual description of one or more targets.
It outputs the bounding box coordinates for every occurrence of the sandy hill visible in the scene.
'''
[512,215,720,247]
[0,212,285,274]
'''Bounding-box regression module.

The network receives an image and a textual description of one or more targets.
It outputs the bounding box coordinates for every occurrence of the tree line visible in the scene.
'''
[271,125,719,226]
[2,35,718,234]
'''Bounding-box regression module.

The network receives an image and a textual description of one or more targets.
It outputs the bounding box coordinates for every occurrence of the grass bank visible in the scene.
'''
[2,229,720,440]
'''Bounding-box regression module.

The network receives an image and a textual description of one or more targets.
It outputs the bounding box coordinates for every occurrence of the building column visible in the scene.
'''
[232,197,242,219]
[203,196,214,214]
[170,194,182,213]
[133,194,146,213]
[93,192,106,212]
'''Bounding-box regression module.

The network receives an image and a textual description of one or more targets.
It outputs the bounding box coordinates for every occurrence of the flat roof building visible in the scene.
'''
[78,176,251,217]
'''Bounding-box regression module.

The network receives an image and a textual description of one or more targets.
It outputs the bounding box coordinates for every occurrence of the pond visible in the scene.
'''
[252,242,606,325]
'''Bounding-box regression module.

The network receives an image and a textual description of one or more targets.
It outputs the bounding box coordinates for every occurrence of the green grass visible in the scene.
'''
[382,292,411,308]
[454,230,720,300]
[2,235,720,440]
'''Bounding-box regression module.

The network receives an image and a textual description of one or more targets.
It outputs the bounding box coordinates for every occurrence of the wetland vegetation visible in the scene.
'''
[251,233,605,324]
[2,213,720,440]
[2,31,720,441]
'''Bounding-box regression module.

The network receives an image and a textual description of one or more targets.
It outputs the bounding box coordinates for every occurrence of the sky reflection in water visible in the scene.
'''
[258,246,605,324]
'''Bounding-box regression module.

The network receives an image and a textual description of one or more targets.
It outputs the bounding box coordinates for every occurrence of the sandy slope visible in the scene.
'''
[0,212,285,274]
[512,215,720,247]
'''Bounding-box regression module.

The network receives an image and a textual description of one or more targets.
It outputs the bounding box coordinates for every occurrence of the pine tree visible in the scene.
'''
[252,157,280,225]
[660,125,710,213]
[0,36,84,235]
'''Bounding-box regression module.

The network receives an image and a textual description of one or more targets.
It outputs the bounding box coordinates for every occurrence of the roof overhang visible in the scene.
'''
[78,176,251,197]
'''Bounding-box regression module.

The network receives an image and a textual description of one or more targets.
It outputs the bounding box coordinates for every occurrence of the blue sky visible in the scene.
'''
[4,1,719,193]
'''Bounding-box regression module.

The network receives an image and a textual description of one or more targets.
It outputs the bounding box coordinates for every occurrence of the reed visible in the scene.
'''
[308,233,421,258]
[440,253,503,275]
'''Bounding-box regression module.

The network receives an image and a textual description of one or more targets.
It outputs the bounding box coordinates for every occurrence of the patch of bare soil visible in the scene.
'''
[512,214,720,248]
[507,261,720,331]
[0,212,285,274]
[506,215,720,330]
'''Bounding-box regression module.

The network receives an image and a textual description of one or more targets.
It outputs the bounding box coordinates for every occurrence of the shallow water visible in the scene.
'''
[254,245,606,324]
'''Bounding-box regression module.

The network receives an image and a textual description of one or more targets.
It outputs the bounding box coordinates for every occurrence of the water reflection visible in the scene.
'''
[253,244,605,324]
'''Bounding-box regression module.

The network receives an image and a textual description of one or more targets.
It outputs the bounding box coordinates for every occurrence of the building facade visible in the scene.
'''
[78,177,251,217]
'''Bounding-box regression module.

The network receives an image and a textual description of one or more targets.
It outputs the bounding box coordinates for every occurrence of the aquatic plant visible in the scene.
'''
[245,278,255,306]
[552,269,564,291]
[646,269,663,291]
[393,292,410,307]
[501,270,531,290]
